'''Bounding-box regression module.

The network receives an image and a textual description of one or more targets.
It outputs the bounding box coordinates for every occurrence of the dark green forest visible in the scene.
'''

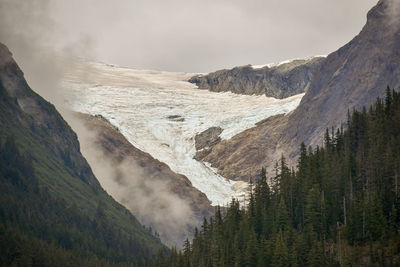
[157,87,400,266]
[0,77,164,266]
[0,137,160,266]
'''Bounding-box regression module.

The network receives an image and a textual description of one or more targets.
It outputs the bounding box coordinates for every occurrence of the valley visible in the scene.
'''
[62,61,304,205]
[2,0,400,265]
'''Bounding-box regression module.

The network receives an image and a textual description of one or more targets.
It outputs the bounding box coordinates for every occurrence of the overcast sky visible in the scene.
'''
[1,0,378,73]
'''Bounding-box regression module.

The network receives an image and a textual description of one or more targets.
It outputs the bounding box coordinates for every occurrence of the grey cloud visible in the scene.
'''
[0,0,196,247]
[0,0,94,106]
[47,0,378,72]
[66,114,195,247]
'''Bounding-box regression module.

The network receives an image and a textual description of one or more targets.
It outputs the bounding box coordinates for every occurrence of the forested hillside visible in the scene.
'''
[158,86,400,266]
[0,43,165,266]
[0,135,156,266]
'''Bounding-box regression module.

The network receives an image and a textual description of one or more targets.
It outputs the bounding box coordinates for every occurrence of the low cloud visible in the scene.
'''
[66,113,196,247]
[0,0,93,106]
[0,0,195,247]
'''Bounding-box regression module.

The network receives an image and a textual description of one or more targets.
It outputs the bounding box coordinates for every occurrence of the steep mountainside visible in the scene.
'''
[159,89,400,266]
[197,0,400,180]
[0,42,164,265]
[74,113,213,246]
[282,0,400,148]
[189,56,325,98]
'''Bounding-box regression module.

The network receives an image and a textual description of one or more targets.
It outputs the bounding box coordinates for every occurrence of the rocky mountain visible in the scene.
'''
[0,42,164,265]
[74,113,213,246]
[0,43,100,189]
[197,0,400,181]
[189,56,325,98]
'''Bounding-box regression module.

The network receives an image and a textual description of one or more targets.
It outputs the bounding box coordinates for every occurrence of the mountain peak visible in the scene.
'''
[0,42,30,98]
[367,0,400,27]
[189,56,324,99]
[0,42,101,187]
[197,0,400,180]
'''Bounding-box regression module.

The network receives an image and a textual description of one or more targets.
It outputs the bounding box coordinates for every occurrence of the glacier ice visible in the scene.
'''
[61,61,303,205]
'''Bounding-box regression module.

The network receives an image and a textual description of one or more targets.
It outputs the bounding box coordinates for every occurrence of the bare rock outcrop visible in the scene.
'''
[189,56,325,98]
[194,126,223,161]
[195,126,223,151]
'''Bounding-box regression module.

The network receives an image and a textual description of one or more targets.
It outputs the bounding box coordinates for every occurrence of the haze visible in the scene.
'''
[1,0,378,73]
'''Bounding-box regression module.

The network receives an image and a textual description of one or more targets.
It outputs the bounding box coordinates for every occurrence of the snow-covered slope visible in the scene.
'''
[62,61,303,205]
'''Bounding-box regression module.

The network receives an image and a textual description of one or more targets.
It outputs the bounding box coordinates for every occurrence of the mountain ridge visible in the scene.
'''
[0,42,100,188]
[0,42,165,265]
[189,56,325,98]
[196,0,400,180]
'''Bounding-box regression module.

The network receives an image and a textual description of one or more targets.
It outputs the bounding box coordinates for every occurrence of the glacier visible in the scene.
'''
[62,61,303,205]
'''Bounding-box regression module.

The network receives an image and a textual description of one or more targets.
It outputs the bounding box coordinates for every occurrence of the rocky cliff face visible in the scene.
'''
[283,0,400,148]
[195,127,223,151]
[189,56,325,98]
[0,42,100,188]
[197,0,400,180]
